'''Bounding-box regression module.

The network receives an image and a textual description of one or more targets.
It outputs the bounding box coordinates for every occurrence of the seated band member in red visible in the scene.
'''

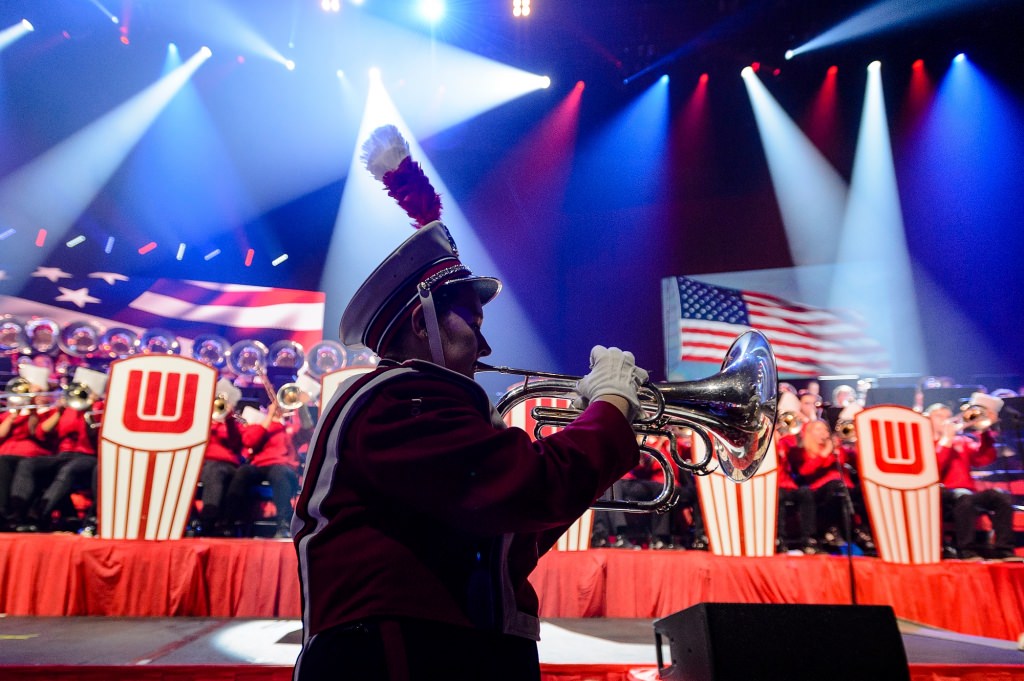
[291,126,645,681]
[926,395,1015,560]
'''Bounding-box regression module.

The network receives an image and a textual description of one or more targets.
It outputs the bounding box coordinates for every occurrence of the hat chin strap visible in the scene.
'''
[418,286,447,367]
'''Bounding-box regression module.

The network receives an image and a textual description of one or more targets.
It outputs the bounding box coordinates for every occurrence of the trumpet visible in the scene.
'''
[477,330,778,513]
[957,404,994,432]
[1,377,62,409]
[212,394,232,421]
[836,419,857,445]
[775,411,802,437]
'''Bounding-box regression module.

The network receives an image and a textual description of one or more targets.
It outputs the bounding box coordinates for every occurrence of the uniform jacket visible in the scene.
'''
[0,410,54,457]
[936,430,997,491]
[292,360,638,644]
[205,415,244,465]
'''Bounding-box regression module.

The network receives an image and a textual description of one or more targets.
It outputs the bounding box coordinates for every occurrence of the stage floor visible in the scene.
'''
[0,615,1021,667]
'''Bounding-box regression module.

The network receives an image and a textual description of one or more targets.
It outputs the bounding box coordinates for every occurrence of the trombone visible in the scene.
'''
[477,330,778,513]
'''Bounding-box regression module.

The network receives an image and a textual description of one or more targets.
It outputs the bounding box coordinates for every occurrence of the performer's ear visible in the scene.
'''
[410,303,429,340]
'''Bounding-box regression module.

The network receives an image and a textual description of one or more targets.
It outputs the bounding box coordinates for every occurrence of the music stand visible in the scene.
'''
[921,386,980,411]
[864,386,916,408]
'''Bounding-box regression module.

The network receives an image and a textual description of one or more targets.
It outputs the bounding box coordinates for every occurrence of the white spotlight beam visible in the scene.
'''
[829,62,926,373]
[320,73,555,394]
[0,19,34,52]
[741,68,849,297]
[789,0,1005,58]
[0,47,212,284]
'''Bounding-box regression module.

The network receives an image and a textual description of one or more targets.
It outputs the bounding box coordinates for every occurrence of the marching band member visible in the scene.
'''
[785,419,875,555]
[197,379,245,537]
[20,367,108,532]
[775,433,820,554]
[0,364,59,531]
[926,395,1016,560]
[226,400,309,539]
[291,126,644,681]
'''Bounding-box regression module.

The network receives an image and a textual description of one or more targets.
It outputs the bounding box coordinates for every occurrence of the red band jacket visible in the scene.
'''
[0,410,54,457]
[936,431,997,491]
[205,415,244,465]
[292,360,638,645]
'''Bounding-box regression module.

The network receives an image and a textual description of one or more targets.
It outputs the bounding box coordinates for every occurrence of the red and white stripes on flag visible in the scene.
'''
[664,275,890,379]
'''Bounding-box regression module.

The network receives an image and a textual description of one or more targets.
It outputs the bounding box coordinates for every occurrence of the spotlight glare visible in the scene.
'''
[336,69,345,79]
[828,65,839,76]
[420,0,445,24]
[199,46,212,58]
[912,58,924,70]
[21,18,34,31]
[368,66,381,80]
[868,60,881,71]
[168,42,178,53]
[0,229,14,240]
[111,15,119,24]
[785,49,794,60]
[272,254,288,266]
[953,53,966,63]
[284,59,296,71]
[540,75,551,89]
[699,72,709,84]
[659,74,669,84]
[741,66,754,78]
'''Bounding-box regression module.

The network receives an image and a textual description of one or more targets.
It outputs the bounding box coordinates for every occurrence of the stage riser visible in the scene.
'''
[2,534,1023,643]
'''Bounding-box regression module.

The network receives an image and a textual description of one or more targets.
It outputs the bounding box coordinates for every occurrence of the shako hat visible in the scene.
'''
[339,125,500,359]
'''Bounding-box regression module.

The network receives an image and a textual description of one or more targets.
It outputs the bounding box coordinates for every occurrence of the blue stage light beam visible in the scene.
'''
[0,19,34,52]
[788,0,1006,58]
[899,57,1024,376]
[319,72,555,396]
[171,10,550,232]
[741,67,848,296]
[829,61,926,373]
[172,1,293,69]
[0,47,212,286]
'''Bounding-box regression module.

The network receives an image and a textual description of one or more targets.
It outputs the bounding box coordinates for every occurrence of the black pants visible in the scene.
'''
[294,618,540,681]
[199,459,239,524]
[225,463,298,525]
[943,487,1015,552]
[779,486,816,546]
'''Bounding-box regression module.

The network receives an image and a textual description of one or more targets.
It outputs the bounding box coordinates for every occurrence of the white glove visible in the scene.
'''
[573,346,649,420]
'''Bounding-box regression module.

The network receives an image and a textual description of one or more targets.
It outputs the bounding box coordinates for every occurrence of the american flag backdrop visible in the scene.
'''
[0,264,325,355]
[662,275,891,380]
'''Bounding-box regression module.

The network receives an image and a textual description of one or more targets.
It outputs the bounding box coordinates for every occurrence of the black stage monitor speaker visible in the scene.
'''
[654,602,909,681]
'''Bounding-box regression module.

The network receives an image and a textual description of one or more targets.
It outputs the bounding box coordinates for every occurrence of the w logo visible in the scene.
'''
[869,420,924,475]
[123,370,200,434]
[97,355,217,540]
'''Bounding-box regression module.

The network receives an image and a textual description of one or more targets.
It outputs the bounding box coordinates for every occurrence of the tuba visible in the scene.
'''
[59,320,102,358]
[192,335,231,369]
[99,327,140,359]
[305,340,348,378]
[478,330,778,513]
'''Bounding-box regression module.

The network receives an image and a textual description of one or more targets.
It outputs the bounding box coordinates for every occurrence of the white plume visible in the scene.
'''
[360,124,411,181]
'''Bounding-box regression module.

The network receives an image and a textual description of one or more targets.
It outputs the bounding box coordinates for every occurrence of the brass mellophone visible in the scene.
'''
[476,330,779,514]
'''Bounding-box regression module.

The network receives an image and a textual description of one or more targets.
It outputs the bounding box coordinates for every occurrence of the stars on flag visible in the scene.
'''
[31,266,73,283]
[89,271,129,285]
[55,287,101,308]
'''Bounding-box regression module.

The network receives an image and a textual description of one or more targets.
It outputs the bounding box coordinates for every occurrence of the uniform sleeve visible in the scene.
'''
[345,374,639,537]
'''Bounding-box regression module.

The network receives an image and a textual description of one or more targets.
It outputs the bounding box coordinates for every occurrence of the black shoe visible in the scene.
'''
[591,537,610,548]
[958,549,983,561]
[802,538,822,555]
[853,528,876,556]
[691,535,709,551]
[611,537,640,550]
[15,524,39,533]
[273,522,292,539]
[822,527,846,548]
